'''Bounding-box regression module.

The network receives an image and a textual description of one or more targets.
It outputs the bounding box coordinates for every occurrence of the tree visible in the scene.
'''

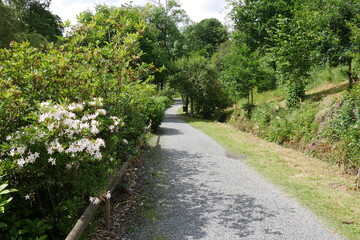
[193,18,228,56]
[170,54,230,118]
[0,2,21,48]
[229,0,295,53]
[21,0,63,42]
[148,0,188,59]
[0,0,63,47]
[221,41,275,109]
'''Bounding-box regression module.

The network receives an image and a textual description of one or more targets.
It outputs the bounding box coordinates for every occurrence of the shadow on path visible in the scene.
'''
[155,145,280,239]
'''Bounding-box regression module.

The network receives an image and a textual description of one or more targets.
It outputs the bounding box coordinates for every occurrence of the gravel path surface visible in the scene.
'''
[127,100,344,240]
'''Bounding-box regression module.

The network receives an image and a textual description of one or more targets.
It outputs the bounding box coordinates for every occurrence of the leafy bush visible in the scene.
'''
[287,101,319,143]
[307,64,348,89]
[147,96,173,132]
[326,83,360,171]
[0,4,168,238]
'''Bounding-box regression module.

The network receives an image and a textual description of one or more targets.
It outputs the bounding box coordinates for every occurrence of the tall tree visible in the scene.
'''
[183,18,228,56]
[148,0,188,59]
[221,40,275,107]
[21,0,63,42]
[229,0,295,52]
[0,2,21,47]
[0,0,63,47]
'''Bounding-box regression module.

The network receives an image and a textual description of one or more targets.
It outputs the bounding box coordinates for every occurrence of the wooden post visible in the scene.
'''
[66,124,151,239]
[105,197,111,230]
[65,203,100,240]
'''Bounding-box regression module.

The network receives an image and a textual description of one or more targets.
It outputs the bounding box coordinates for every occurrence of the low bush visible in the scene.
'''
[323,83,360,172]
[147,96,173,132]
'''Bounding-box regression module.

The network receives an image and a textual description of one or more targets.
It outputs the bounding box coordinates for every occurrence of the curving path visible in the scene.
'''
[134,100,344,240]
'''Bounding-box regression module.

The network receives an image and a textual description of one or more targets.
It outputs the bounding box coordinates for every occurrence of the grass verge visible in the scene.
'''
[181,115,360,240]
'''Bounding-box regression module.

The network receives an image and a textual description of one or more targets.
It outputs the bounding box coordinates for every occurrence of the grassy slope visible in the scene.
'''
[179,81,360,239]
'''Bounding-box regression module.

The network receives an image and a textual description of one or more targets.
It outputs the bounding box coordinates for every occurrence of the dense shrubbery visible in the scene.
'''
[148,96,174,132]
[230,82,360,178]
[324,83,360,171]
[0,5,172,239]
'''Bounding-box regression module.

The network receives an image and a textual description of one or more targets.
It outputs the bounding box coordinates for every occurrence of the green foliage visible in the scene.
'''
[20,218,52,239]
[232,80,359,176]
[0,209,52,240]
[0,182,17,214]
[307,64,348,90]
[21,0,63,43]
[170,54,231,119]
[183,18,229,56]
[0,3,170,238]
[286,82,306,108]
[325,83,360,170]
[147,0,188,60]
[0,0,63,47]
[229,0,295,52]
[220,40,276,105]
[147,96,173,132]
[0,3,21,48]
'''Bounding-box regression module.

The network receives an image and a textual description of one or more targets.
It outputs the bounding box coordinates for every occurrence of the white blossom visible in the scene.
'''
[110,116,122,126]
[97,109,107,115]
[26,152,40,163]
[9,148,16,157]
[79,122,90,129]
[17,158,26,168]
[40,102,51,108]
[48,122,55,131]
[123,139,128,145]
[87,113,99,120]
[47,139,64,154]
[68,103,84,111]
[90,126,100,135]
[105,191,111,199]
[48,157,56,165]
[25,194,30,200]
[89,196,101,204]
[18,146,27,155]
[89,98,103,107]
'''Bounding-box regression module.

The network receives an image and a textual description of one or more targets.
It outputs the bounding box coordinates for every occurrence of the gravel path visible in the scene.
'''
[128,100,344,240]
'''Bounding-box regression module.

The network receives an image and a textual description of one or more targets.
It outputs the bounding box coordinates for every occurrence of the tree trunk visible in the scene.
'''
[250,88,254,106]
[183,96,189,114]
[348,57,353,90]
[190,98,194,116]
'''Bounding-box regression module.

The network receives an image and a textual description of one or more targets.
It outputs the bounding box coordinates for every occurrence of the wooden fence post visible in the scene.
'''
[105,194,111,230]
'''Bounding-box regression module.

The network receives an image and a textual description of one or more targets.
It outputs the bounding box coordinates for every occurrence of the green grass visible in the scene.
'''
[181,115,360,240]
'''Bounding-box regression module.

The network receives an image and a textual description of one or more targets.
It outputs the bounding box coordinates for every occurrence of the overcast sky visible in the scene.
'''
[50,0,231,26]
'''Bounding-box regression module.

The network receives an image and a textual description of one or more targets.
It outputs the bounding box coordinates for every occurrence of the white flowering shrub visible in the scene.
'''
[0,99,131,234]
[2,99,127,183]
[0,4,171,238]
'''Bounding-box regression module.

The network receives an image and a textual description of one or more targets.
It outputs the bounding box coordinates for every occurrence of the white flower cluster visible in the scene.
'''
[16,151,40,167]
[109,116,123,133]
[66,138,105,159]
[89,196,101,204]
[89,98,103,107]
[68,103,85,112]
[105,191,111,199]
[5,98,125,169]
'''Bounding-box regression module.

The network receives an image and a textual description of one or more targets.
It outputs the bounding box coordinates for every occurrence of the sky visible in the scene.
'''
[49,0,231,26]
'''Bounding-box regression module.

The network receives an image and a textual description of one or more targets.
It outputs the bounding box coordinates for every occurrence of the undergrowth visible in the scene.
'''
[230,79,360,187]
